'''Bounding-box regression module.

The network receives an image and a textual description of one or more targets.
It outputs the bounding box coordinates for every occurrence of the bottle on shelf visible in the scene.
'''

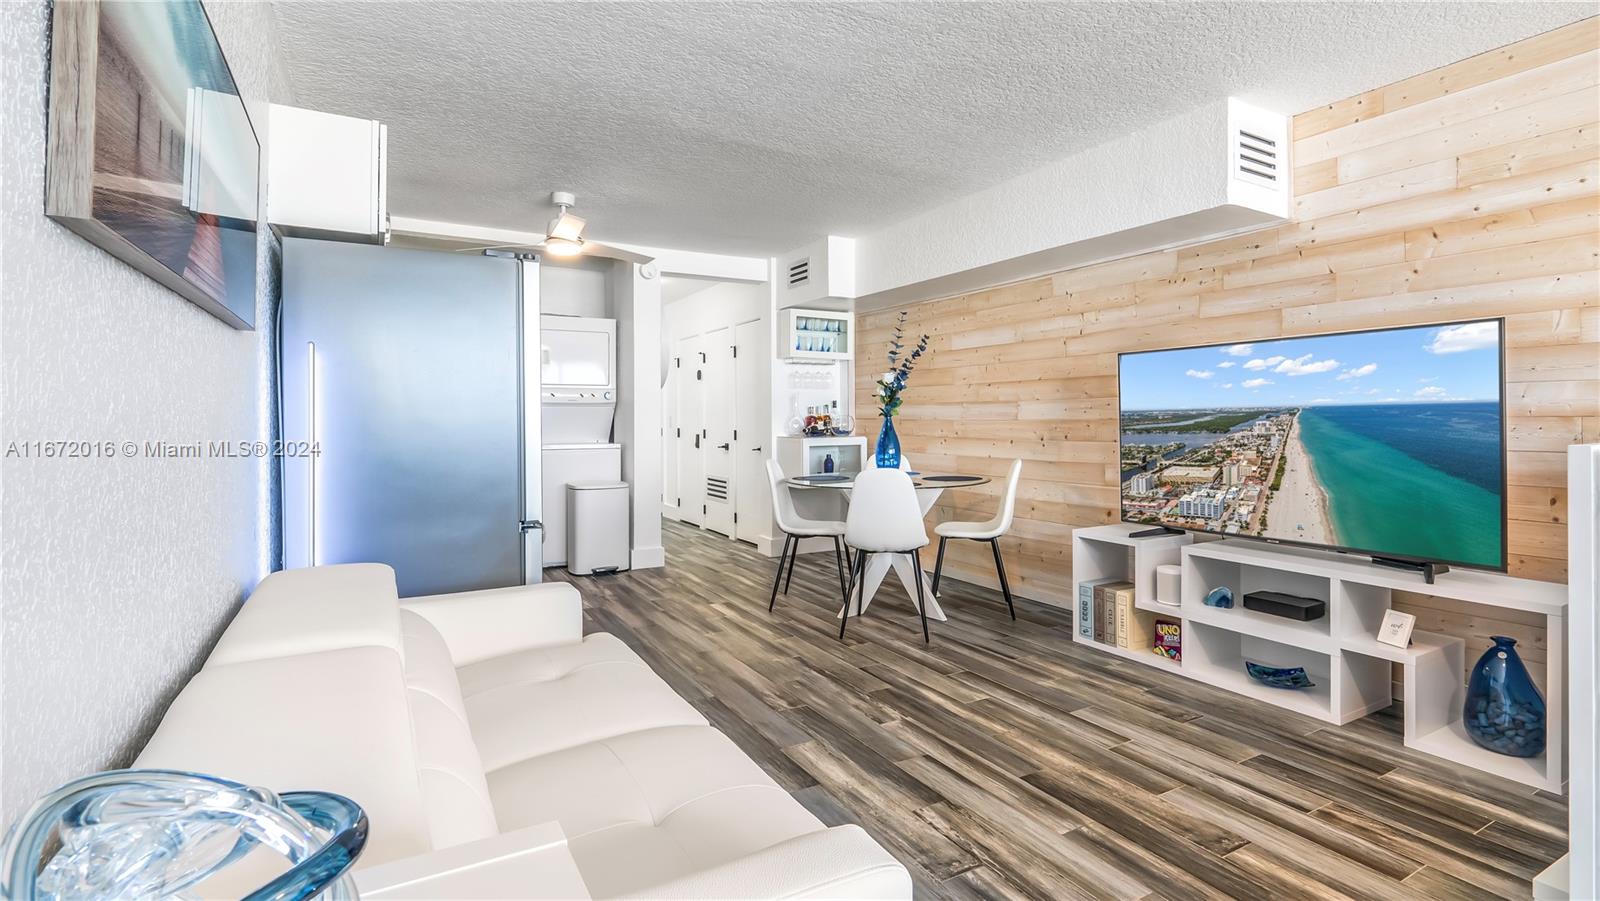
[823,453,835,473]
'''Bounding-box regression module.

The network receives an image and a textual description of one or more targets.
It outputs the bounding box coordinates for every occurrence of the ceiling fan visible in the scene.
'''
[436,191,651,264]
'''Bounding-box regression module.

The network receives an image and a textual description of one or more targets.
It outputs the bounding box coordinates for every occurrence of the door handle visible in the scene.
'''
[752,446,762,453]
[717,443,730,451]
[694,434,700,449]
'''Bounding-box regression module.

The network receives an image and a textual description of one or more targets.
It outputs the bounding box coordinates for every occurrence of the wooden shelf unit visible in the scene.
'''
[1070,527,1567,792]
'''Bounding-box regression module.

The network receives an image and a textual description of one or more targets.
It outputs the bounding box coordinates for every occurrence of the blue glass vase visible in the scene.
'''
[875,416,901,469]
[1463,636,1545,758]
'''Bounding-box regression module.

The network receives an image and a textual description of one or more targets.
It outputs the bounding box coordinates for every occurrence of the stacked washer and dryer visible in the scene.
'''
[540,315,631,574]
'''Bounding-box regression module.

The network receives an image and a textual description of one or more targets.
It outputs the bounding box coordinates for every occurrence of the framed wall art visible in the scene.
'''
[46,0,260,329]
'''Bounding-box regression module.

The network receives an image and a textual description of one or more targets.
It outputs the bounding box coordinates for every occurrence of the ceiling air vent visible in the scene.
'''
[1234,128,1279,189]
[787,258,810,288]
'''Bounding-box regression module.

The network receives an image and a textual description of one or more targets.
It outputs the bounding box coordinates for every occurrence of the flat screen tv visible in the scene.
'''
[1118,318,1506,572]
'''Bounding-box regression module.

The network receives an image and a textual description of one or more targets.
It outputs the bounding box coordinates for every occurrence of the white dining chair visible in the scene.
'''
[840,468,932,643]
[930,459,1023,619]
[765,459,851,611]
[865,453,913,471]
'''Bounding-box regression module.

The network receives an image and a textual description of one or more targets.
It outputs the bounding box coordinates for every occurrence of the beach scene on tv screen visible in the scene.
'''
[1119,321,1505,569]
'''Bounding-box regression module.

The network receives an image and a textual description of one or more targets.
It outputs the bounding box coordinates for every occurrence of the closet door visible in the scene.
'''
[734,318,770,545]
[700,326,735,537]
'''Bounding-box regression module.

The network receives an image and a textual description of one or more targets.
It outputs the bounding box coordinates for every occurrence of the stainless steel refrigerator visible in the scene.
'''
[280,238,542,596]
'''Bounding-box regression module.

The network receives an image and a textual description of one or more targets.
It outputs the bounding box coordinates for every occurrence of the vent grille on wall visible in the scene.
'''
[1234,129,1279,189]
[787,258,810,288]
[706,476,729,501]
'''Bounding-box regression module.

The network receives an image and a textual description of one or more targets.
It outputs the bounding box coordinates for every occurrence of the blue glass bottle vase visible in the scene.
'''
[1463,636,1545,758]
[875,416,901,469]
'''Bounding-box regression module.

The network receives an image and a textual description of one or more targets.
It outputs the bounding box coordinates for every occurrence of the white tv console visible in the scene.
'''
[1071,523,1567,792]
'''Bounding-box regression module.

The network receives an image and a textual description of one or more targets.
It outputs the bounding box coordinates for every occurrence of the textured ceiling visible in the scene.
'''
[270,2,1594,256]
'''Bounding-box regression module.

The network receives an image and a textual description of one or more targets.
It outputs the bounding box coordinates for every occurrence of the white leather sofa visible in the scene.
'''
[134,563,911,898]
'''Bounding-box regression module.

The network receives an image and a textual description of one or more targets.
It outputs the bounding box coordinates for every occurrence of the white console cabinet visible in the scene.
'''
[1071,524,1568,791]
[268,104,388,243]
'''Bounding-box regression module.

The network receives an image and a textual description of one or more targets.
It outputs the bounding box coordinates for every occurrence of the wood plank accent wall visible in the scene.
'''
[856,18,1598,681]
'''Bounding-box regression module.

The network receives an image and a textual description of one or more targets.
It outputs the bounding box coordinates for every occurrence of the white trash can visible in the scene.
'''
[567,481,630,575]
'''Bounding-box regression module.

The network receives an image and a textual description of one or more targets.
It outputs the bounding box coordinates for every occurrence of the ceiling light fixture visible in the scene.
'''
[444,189,655,264]
[542,236,585,257]
[544,190,586,256]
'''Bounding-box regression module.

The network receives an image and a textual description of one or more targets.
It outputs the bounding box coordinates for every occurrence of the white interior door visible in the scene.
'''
[674,334,704,526]
[701,326,735,537]
[734,318,770,544]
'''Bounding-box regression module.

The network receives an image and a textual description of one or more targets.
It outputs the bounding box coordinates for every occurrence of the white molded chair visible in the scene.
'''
[865,453,913,471]
[931,459,1023,619]
[765,459,851,611]
[841,468,932,642]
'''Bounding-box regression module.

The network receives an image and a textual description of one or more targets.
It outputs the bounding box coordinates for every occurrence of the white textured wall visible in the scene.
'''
[0,0,291,825]
[661,279,769,383]
[612,261,664,569]
[542,256,614,318]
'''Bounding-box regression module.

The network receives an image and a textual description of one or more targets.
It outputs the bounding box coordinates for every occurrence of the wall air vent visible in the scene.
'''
[1234,128,1279,188]
[706,476,729,501]
[787,258,810,288]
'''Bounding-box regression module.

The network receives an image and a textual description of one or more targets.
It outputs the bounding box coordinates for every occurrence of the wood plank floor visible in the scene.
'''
[550,521,1567,900]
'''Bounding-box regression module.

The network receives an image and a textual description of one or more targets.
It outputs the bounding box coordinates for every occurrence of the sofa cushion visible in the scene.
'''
[135,646,431,867]
[400,610,498,849]
[461,635,707,770]
[408,689,500,849]
[402,581,584,665]
[401,610,472,724]
[486,725,822,898]
[206,563,403,667]
[457,632,647,697]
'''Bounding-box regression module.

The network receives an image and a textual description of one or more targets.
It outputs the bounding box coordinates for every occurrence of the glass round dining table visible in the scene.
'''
[785,472,992,621]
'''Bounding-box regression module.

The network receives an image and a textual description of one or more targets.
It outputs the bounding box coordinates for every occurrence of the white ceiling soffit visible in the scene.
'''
[853,98,1289,307]
[270,2,1594,257]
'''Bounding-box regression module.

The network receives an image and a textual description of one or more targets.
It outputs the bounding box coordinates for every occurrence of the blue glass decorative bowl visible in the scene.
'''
[1244,661,1315,690]
[1,769,366,901]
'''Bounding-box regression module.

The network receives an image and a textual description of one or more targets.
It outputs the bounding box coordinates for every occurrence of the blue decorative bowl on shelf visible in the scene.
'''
[1244,661,1315,690]
[1463,636,1546,758]
[1204,586,1234,608]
